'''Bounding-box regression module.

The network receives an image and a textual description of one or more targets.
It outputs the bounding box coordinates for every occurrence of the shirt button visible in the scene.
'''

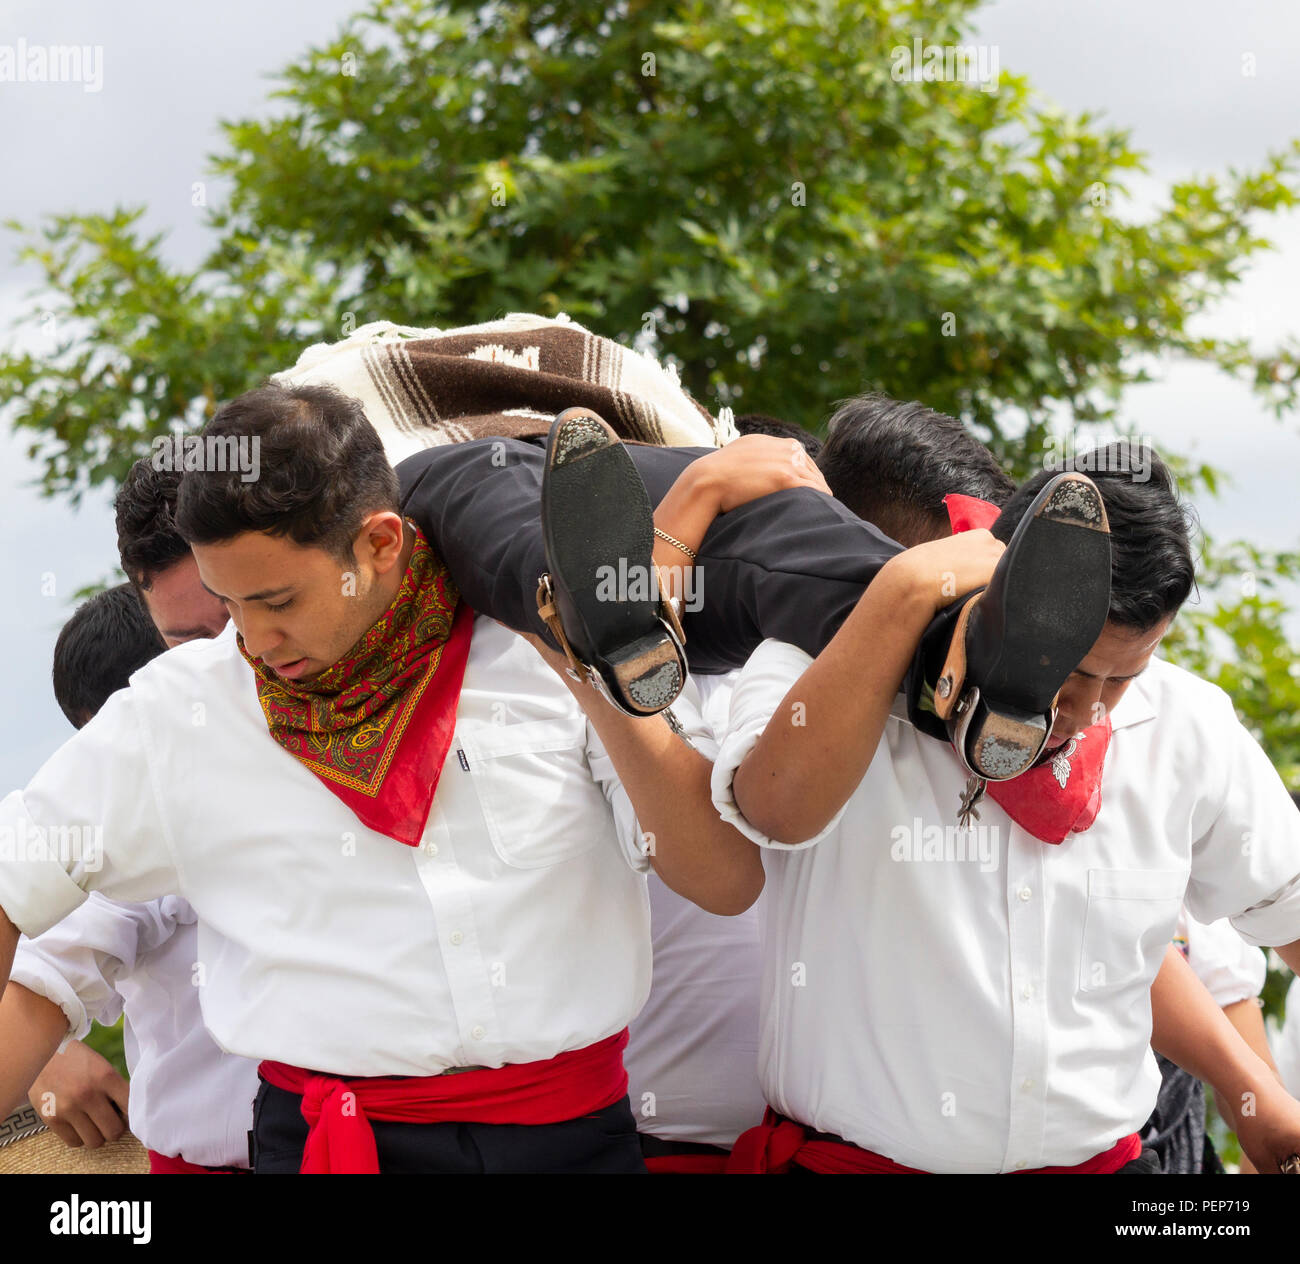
[1021,984,1034,1000]
[1021,1078,1035,1092]
[1014,1160,1028,1170]
[1018,887,1032,901]
[449,931,463,946]
[424,841,439,857]
[470,1025,485,1040]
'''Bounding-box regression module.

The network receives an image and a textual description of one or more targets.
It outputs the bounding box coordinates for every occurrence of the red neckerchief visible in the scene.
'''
[942,493,1111,844]
[239,527,473,847]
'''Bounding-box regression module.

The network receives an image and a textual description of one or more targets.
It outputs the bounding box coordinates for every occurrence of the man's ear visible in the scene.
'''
[356,510,407,574]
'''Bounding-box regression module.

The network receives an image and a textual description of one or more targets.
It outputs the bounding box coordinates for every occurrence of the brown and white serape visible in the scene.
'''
[275,313,734,465]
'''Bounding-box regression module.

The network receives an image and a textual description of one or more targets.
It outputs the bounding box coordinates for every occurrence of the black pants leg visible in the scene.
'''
[252,1080,646,1174]
[396,438,908,675]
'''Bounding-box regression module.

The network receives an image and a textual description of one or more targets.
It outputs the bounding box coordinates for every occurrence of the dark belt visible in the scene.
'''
[639,1133,730,1159]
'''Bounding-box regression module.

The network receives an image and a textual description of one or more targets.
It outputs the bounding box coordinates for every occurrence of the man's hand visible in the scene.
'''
[653,436,832,569]
[690,434,832,512]
[1224,1075,1300,1174]
[28,1040,130,1149]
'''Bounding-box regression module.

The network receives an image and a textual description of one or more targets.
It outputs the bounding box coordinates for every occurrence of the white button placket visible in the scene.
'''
[412,808,497,1063]
[1002,826,1048,1172]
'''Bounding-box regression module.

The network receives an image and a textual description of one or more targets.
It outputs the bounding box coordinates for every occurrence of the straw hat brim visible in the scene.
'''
[0,1107,149,1175]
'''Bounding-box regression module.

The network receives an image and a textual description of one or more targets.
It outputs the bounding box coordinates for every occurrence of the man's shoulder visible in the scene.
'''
[460,614,587,718]
[124,624,251,711]
[1110,655,1242,754]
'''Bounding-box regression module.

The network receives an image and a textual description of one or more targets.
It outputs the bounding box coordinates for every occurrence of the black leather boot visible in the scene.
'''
[536,408,688,716]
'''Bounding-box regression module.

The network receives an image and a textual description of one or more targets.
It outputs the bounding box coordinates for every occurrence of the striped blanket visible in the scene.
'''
[274,313,733,464]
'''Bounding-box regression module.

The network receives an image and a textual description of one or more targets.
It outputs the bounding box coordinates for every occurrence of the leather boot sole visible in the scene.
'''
[937,472,1112,780]
[540,408,687,716]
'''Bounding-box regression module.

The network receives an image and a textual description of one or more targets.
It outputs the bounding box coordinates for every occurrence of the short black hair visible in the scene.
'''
[734,413,823,458]
[52,584,164,728]
[816,393,1016,544]
[115,458,187,591]
[175,382,400,563]
[992,442,1196,632]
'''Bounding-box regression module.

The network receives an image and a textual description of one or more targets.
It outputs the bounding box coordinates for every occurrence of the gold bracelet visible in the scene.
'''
[653,527,697,562]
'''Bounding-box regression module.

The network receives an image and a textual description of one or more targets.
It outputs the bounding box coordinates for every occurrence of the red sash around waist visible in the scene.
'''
[726,1109,1142,1174]
[258,1029,629,1174]
[147,1149,248,1174]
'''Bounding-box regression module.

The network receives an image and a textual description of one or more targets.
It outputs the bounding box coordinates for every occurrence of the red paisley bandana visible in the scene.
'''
[943,493,1111,844]
[238,527,473,846]
[985,718,1112,844]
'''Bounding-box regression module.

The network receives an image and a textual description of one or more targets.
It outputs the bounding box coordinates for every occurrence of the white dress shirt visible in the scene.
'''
[0,617,703,1078]
[625,875,764,1147]
[709,640,1300,1173]
[10,894,259,1167]
[626,673,766,1148]
[1176,906,1266,1008]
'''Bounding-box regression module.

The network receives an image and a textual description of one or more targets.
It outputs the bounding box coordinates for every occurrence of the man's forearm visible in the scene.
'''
[0,906,15,989]
[1220,997,1279,1172]
[520,626,763,914]
[0,980,71,1118]
[1271,939,1300,979]
[1151,945,1275,1108]
[579,697,763,915]
[733,558,933,845]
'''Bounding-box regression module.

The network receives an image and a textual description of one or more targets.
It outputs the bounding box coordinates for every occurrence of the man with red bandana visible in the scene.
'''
[0,380,822,1173]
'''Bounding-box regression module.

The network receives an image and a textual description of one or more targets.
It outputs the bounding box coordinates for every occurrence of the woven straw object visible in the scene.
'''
[0,1105,149,1174]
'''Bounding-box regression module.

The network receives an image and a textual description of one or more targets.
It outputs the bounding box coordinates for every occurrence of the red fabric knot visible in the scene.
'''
[727,1109,1141,1174]
[259,1030,630,1174]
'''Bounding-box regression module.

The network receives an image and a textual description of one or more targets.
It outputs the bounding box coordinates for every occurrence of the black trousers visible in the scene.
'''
[397,437,957,738]
[251,1080,647,1174]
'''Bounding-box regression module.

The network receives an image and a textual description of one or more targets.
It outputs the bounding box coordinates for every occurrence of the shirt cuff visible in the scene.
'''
[0,790,93,938]
[1228,882,1300,950]
[710,719,849,852]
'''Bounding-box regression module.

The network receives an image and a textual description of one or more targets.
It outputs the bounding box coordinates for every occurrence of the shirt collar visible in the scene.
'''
[1107,665,1158,732]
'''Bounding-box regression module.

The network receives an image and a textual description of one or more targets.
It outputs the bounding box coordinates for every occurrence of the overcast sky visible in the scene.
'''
[2,0,1299,788]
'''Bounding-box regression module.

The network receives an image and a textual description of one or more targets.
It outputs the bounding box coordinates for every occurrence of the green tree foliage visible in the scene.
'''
[5,0,1298,495]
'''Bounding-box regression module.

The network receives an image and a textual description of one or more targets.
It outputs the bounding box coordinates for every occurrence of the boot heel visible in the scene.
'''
[952,688,1050,781]
[605,628,686,715]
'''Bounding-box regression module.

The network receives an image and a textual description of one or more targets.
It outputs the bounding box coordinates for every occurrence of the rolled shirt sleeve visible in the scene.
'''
[709,639,852,851]
[0,688,178,939]
[1184,908,1267,1009]
[9,895,184,1046]
[1182,688,1300,948]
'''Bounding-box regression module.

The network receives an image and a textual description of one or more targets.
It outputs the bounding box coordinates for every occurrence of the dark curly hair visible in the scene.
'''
[992,443,1196,632]
[175,382,399,564]
[115,458,188,590]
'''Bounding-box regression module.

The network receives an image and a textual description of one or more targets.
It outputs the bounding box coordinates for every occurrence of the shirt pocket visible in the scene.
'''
[459,715,605,869]
[1078,868,1186,993]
